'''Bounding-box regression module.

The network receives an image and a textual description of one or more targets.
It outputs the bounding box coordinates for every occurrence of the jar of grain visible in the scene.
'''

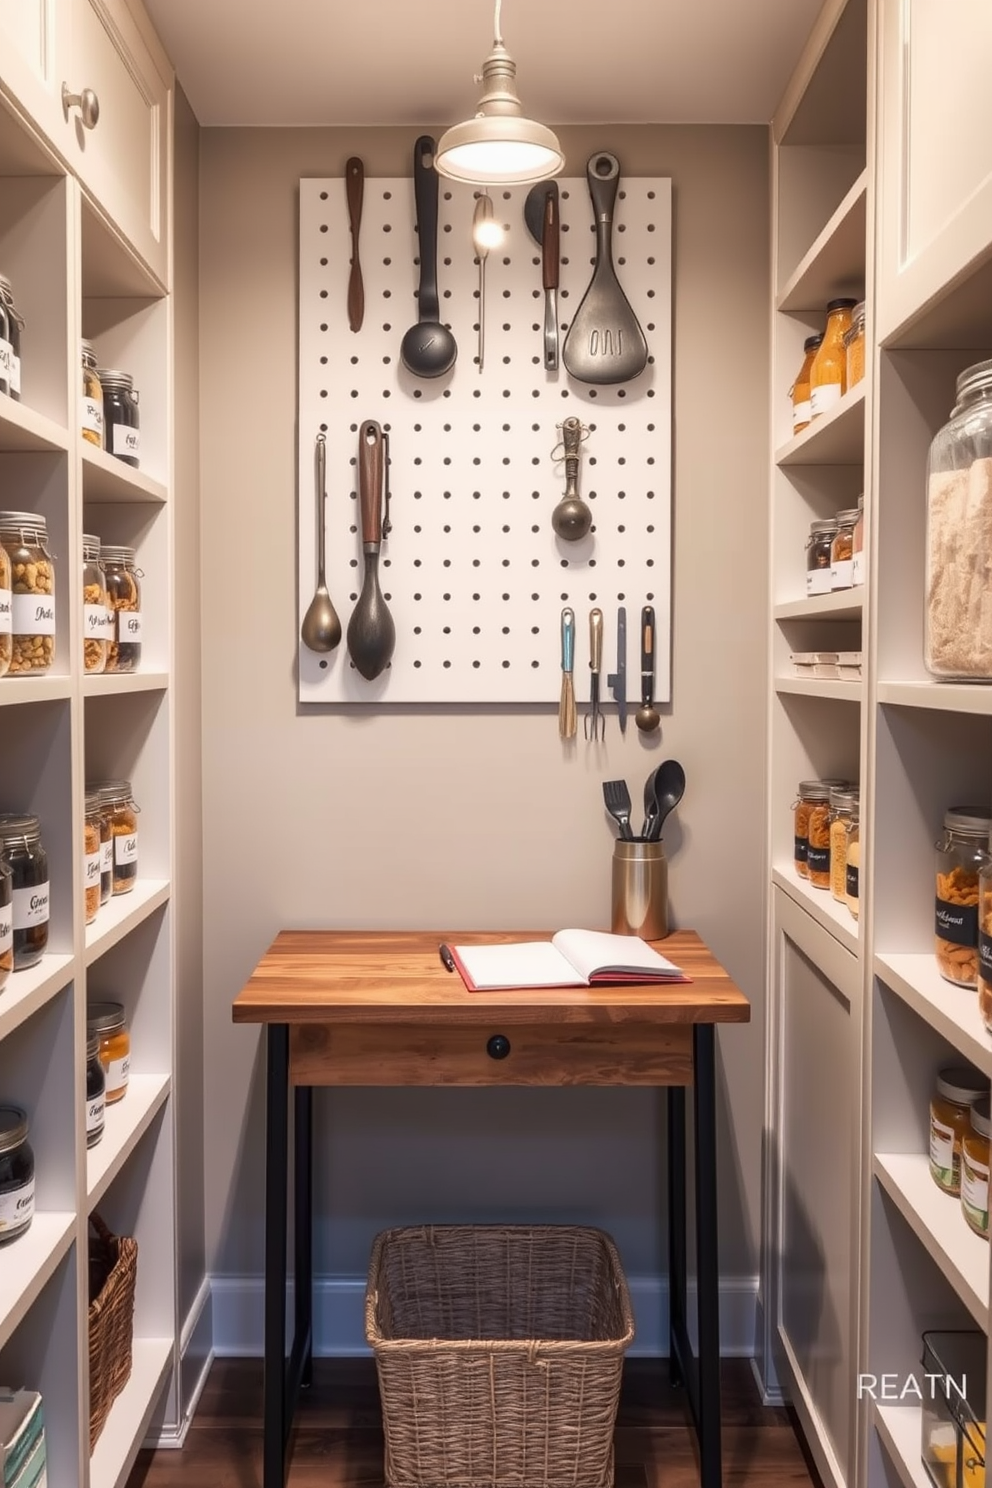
[829,788,858,904]
[793,779,847,880]
[845,814,860,919]
[85,1033,105,1148]
[962,1097,991,1239]
[0,274,24,402]
[931,1067,990,1196]
[86,781,113,905]
[935,808,992,987]
[100,781,138,894]
[810,299,858,419]
[926,360,992,678]
[851,495,865,587]
[96,369,139,467]
[82,534,111,674]
[0,533,11,680]
[791,334,823,437]
[81,341,103,448]
[83,791,103,925]
[830,508,860,590]
[0,512,55,674]
[102,545,142,673]
[843,300,866,390]
[806,520,838,597]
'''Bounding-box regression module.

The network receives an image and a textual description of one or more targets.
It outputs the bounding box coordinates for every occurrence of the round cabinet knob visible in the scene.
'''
[486,1034,511,1061]
[62,85,100,130]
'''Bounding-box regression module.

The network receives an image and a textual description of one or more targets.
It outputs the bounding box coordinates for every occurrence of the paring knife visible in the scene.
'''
[542,188,560,371]
[606,605,627,735]
[345,156,365,333]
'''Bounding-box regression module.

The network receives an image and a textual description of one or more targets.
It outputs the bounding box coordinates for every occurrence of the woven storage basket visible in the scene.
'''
[365,1224,634,1488]
[88,1212,138,1450]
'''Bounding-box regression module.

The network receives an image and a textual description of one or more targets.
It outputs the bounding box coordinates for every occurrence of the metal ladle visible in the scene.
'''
[400,136,457,379]
[300,433,342,654]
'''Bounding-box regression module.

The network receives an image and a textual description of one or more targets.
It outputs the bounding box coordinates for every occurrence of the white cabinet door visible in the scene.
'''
[0,0,72,147]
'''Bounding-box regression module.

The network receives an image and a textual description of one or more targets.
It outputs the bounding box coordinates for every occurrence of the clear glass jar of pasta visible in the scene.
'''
[82,534,111,674]
[102,545,142,673]
[83,790,103,925]
[935,808,991,988]
[100,781,138,894]
[829,788,858,904]
[0,512,55,674]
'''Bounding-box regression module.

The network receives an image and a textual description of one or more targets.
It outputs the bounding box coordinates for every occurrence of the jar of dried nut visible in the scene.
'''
[100,781,139,894]
[0,512,55,674]
[935,808,992,987]
[101,545,142,673]
[81,340,103,448]
[82,534,111,674]
[83,791,103,924]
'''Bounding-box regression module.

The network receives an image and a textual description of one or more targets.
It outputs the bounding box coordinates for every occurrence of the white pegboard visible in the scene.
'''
[298,169,671,705]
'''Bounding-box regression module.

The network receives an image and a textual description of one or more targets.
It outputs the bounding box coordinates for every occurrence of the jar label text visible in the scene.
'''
[11,593,56,636]
[806,568,832,597]
[119,611,143,641]
[962,1152,990,1233]
[0,1178,34,1231]
[852,551,864,586]
[846,863,859,900]
[792,399,811,433]
[12,882,49,928]
[935,896,978,947]
[107,1054,130,1091]
[110,423,140,458]
[85,851,101,885]
[980,932,992,981]
[830,558,853,589]
[10,355,20,397]
[101,839,113,873]
[0,337,11,377]
[87,1095,105,1134]
[810,382,842,418]
[0,911,11,955]
[84,604,114,636]
[83,398,103,435]
[794,835,808,865]
[807,845,830,874]
[929,1113,957,1190]
[114,832,138,865]
[0,588,11,636]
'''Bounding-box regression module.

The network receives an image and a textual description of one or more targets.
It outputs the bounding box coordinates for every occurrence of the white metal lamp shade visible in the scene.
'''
[435,19,564,186]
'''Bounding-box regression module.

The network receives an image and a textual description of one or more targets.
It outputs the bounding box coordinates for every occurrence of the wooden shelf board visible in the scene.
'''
[772,865,860,956]
[81,446,167,505]
[883,247,992,351]
[0,675,72,707]
[87,1074,171,1209]
[775,589,865,621]
[874,1152,989,1330]
[84,880,171,966]
[0,395,70,454]
[88,1335,174,1488]
[0,1211,75,1349]
[83,672,169,699]
[0,953,74,1044]
[874,1404,930,1488]
[777,171,868,312]
[875,952,992,1077]
[878,680,992,716]
[776,384,866,466]
[775,675,863,702]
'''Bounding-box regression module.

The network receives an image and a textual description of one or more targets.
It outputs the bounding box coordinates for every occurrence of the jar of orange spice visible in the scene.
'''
[791,334,823,437]
[810,298,858,419]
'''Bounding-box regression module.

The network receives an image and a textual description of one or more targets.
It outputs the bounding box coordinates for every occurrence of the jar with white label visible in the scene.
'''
[0,1107,34,1243]
[82,534,111,674]
[81,341,103,448]
[100,781,138,894]
[806,520,838,597]
[0,814,48,969]
[810,299,858,419]
[84,790,103,925]
[935,808,991,988]
[86,1033,105,1148]
[87,1001,130,1103]
[0,535,11,679]
[0,275,23,402]
[930,1066,989,1196]
[790,334,823,437]
[0,512,56,674]
[101,545,142,673]
[962,1096,991,1239]
[830,508,860,590]
[96,369,139,467]
[0,858,11,993]
[851,495,865,587]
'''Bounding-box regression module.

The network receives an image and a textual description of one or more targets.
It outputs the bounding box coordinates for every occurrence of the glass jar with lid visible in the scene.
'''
[962,1096,991,1239]
[830,508,861,590]
[793,779,847,879]
[81,341,103,448]
[87,1001,130,1103]
[845,812,860,919]
[0,529,11,679]
[100,781,138,894]
[930,1067,990,1195]
[0,857,11,993]
[0,512,55,674]
[851,495,865,587]
[0,814,48,970]
[829,788,858,904]
[0,275,23,402]
[96,369,139,467]
[806,520,838,597]
[102,545,142,673]
[810,298,858,419]
[84,790,103,925]
[82,534,111,674]
[791,334,823,437]
[843,300,866,390]
[926,359,992,678]
[0,1107,34,1243]
[86,1034,105,1148]
[935,807,992,987]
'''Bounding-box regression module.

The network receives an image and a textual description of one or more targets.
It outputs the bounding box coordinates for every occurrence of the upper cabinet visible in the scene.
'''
[0,0,172,288]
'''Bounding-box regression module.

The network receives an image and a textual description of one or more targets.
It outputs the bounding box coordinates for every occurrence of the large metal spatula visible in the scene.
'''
[563,153,648,386]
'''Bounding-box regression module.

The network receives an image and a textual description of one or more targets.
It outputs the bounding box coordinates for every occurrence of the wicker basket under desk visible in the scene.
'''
[366,1224,634,1488]
[88,1212,138,1450]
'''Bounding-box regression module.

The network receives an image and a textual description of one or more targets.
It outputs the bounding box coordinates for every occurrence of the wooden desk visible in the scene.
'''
[234,928,750,1488]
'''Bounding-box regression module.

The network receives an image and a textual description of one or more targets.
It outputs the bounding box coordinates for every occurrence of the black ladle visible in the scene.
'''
[647,759,685,842]
[400,136,457,379]
[346,421,395,680]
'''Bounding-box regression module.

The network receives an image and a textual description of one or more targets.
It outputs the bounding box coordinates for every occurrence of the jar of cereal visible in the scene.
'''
[82,534,111,674]
[0,513,55,674]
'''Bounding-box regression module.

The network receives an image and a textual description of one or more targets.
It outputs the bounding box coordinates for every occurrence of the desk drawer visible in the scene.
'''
[289,1022,693,1087]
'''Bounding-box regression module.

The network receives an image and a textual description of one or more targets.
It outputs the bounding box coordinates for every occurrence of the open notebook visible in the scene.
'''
[448,929,689,992]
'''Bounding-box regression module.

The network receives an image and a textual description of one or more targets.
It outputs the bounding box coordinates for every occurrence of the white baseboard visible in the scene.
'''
[145,1277,214,1448]
[209,1273,760,1359]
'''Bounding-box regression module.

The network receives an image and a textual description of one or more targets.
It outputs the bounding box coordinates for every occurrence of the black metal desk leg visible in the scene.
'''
[693,1024,722,1488]
[667,1085,687,1388]
[294,1084,314,1388]
[264,1024,290,1488]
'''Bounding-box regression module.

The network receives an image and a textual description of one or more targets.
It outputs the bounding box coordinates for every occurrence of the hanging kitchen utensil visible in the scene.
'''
[551,416,592,541]
[300,433,342,654]
[345,156,365,333]
[635,604,661,733]
[346,421,395,680]
[524,183,560,371]
[606,605,627,735]
[558,606,577,739]
[563,153,648,386]
[642,763,662,840]
[585,607,605,740]
[400,136,457,379]
[472,193,494,373]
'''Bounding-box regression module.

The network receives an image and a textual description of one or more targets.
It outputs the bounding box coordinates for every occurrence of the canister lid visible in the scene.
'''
[835,508,862,525]
[798,778,847,801]
[98,780,133,807]
[829,788,859,810]
[0,812,41,846]
[0,277,14,304]
[99,545,136,566]
[95,369,133,389]
[936,1067,989,1106]
[82,533,101,561]
[970,1095,991,1139]
[850,300,866,321]
[81,339,98,365]
[86,1032,100,1060]
[84,790,103,814]
[0,1106,29,1155]
[943,807,992,837]
[0,511,48,538]
[803,333,824,352]
[87,1000,126,1035]
[826,297,858,312]
[809,519,839,534]
[955,359,992,406]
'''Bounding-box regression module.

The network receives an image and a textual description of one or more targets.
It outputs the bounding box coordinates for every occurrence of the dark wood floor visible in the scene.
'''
[127,1357,823,1488]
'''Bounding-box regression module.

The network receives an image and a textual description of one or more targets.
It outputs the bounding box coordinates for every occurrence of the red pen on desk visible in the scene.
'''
[439,943,456,973]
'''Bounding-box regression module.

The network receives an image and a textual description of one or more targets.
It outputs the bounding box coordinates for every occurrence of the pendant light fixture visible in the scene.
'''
[434,0,564,186]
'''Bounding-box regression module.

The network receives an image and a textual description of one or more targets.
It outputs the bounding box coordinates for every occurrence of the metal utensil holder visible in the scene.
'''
[611,840,668,939]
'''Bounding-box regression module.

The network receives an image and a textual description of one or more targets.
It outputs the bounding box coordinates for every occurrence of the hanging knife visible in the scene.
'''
[345,156,365,332]
[542,187,560,371]
[606,605,627,735]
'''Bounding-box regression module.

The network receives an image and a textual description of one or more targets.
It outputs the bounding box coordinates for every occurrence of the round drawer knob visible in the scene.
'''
[62,85,100,130]
[486,1034,511,1061]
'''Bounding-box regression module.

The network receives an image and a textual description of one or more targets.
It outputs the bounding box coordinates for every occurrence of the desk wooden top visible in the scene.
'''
[232,930,750,1027]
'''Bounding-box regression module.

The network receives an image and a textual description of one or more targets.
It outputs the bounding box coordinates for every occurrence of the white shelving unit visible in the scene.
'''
[0,4,177,1482]
[766,3,992,1488]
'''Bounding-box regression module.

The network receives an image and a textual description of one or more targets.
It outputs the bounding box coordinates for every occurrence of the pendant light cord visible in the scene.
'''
[492,0,503,44]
